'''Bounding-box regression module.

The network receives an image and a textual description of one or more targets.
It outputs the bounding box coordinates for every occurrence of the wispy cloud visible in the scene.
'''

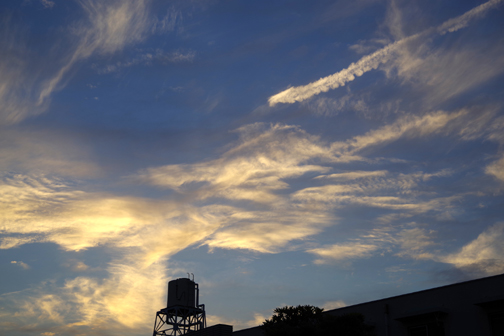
[0,174,220,265]
[268,39,406,106]
[486,155,504,182]
[309,242,378,264]
[308,219,504,278]
[37,0,152,105]
[10,260,30,270]
[40,0,55,9]
[0,0,163,124]
[323,300,347,310]
[1,107,502,332]
[441,222,504,277]
[0,129,101,177]
[139,123,334,203]
[95,49,195,74]
[268,0,502,106]
[436,0,503,35]
[338,110,467,154]
[0,262,167,334]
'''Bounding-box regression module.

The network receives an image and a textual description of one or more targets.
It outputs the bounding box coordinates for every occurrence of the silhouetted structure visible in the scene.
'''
[188,324,233,336]
[233,273,504,336]
[153,276,207,336]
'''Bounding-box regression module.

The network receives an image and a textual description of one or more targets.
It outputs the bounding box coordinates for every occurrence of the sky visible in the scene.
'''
[1,0,504,335]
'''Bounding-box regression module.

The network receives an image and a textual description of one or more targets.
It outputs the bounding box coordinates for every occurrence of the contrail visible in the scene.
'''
[268,0,502,106]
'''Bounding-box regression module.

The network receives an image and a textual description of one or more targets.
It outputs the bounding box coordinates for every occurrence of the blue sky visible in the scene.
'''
[1,0,504,335]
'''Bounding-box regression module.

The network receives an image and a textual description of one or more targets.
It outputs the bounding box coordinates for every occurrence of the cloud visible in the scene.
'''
[268,39,405,106]
[204,210,333,253]
[37,0,152,105]
[268,0,502,106]
[1,261,168,335]
[96,49,195,74]
[293,169,459,215]
[0,174,233,334]
[301,95,371,116]
[436,0,503,35]
[0,129,101,177]
[394,227,435,260]
[10,260,30,270]
[309,242,379,264]
[306,223,438,265]
[441,222,504,277]
[307,219,504,279]
[0,18,48,125]
[0,174,223,266]
[140,123,334,204]
[332,109,467,155]
[0,0,159,124]
[40,0,55,8]
[486,155,504,182]
[314,170,388,181]
[323,300,347,310]
[63,260,90,272]
[1,111,501,333]
[138,123,342,253]
[388,39,504,108]
[207,312,267,331]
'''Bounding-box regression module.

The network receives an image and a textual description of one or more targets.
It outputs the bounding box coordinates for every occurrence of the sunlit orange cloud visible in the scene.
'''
[0,174,235,266]
[204,210,334,253]
[0,261,167,335]
[139,123,334,203]
[2,105,503,334]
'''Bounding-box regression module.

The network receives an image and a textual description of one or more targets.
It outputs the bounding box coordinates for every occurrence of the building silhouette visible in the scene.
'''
[233,273,504,336]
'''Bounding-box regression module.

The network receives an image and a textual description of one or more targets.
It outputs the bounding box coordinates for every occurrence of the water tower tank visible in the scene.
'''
[167,278,197,308]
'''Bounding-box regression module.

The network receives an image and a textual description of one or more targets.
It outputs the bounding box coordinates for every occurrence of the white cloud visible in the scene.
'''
[268,39,404,106]
[268,0,502,106]
[437,0,502,35]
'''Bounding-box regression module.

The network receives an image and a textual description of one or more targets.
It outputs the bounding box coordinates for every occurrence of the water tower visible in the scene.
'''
[153,275,206,336]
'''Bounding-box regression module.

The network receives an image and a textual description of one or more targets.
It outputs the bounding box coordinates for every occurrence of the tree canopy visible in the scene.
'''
[262,305,375,336]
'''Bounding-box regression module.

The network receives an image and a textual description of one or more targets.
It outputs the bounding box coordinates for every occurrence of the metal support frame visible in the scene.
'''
[153,304,206,336]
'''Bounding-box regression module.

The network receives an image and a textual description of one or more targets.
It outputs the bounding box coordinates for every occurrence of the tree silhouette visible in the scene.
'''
[262,305,375,336]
